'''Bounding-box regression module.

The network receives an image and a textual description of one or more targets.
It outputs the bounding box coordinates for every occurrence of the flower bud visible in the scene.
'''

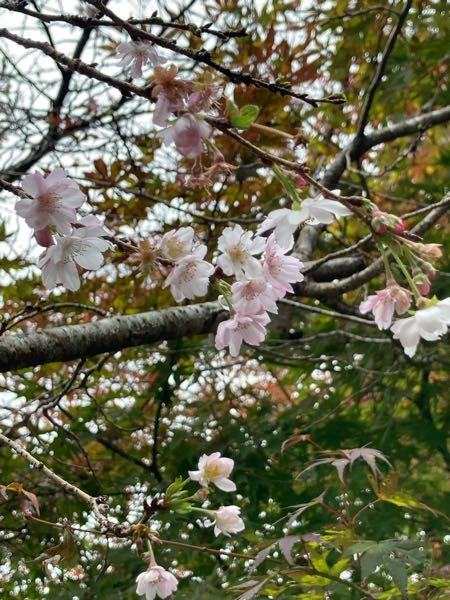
[371,209,406,235]
[417,243,443,261]
[413,272,431,296]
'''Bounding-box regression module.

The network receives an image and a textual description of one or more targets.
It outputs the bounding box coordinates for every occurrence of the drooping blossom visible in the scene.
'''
[186,85,220,113]
[16,168,85,235]
[152,65,194,126]
[262,233,304,296]
[136,565,178,600]
[390,298,450,357]
[211,505,245,537]
[258,192,352,247]
[216,225,265,279]
[360,284,411,330]
[188,452,236,492]
[257,208,305,249]
[159,114,212,158]
[117,40,166,79]
[298,192,352,224]
[39,227,110,291]
[215,310,270,357]
[159,227,194,262]
[163,245,214,302]
[231,277,279,314]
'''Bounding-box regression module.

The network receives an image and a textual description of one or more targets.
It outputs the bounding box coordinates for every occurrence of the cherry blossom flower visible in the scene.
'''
[186,85,220,113]
[360,285,411,330]
[258,192,352,247]
[16,168,85,235]
[257,208,305,249]
[262,233,304,296]
[117,40,166,79]
[152,65,194,126]
[215,310,270,356]
[211,505,245,537]
[217,225,265,279]
[77,214,111,237]
[159,227,195,262]
[136,565,178,600]
[39,228,110,291]
[159,114,212,158]
[390,298,450,357]
[299,192,352,224]
[163,245,214,302]
[231,277,279,314]
[188,452,236,492]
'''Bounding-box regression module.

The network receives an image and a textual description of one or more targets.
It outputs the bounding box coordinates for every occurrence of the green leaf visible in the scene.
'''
[227,100,260,129]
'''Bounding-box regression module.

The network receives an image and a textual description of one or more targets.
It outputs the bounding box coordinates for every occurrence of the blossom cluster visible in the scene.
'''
[13,35,449,363]
[159,227,214,302]
[116,39,214,159]
[215,225,305,356]
[188,452,245,537]
[357,209,449,357]
[135,452,243,599]
[15,169,109,291]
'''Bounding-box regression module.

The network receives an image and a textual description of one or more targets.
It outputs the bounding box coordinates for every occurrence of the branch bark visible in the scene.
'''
[0,302,226,373]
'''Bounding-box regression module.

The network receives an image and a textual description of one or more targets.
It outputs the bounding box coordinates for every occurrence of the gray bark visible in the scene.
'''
[0,302,226,372]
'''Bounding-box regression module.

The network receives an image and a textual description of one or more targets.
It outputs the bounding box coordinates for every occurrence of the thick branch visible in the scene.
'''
[323,105,450,189]
[0,302,226,373]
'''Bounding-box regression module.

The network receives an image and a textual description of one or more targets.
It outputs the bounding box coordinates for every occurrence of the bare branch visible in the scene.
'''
[356,0,413,136]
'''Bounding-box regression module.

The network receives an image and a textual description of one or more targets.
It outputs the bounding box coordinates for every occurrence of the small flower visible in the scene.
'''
[215,310,270,356]
[262,233,304,296]
[390,298,450,357]
[217,225,265,279]
[152,65,194,126]
[258,192,352,247]
[360,284,411,330]
[298,193,352,224]
[186,85,220,112]
[231,277,279,314]
[117,40,166,79]
[39,228,110,291]
[257,208,304,248]
[16,168,85,235]
[159,227,195,262]
[136,565,178,600]
[159,114,212,158]
[211,505,245,537]
[163,245,214,302]
[188,452,236,492]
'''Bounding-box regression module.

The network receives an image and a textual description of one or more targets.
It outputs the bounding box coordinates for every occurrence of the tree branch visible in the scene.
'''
[355,0,413,135]
[0,302,226,373]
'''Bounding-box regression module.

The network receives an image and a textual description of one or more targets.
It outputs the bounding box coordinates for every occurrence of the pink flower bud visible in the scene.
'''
[413,273,431,296]
[371,209,405,235]
[34,227,54,248]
